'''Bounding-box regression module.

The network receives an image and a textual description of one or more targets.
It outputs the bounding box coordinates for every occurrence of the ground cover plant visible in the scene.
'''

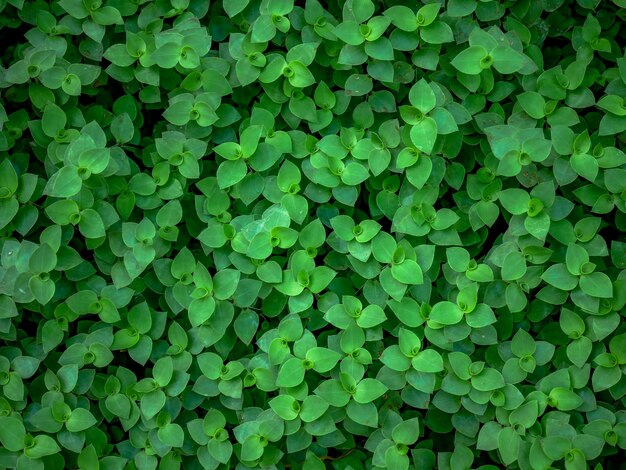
[0,0,625,468]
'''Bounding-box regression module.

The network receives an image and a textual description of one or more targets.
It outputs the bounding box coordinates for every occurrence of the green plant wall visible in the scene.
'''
[0,0,626,469]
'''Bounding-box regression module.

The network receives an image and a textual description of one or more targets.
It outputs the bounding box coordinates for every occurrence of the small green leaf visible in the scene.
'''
[0,416,25,451]
[451,45,488,74]
[276,357,306,387]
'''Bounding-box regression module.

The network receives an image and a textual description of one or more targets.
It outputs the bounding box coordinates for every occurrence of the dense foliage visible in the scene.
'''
[0,0,626,468]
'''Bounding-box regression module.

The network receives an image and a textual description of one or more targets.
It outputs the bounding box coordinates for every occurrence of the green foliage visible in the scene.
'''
[0,0,625,469]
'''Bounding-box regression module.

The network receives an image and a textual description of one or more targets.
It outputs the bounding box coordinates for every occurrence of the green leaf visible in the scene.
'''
[45,166,82,197]
[345,74,373,97]
[241,435,264,461]
[409,79,436,114]
[420,21,454,44]
[42,103,67,137]
[517,91,546,119]
[224,0,250,17]
[471,368,505,391]
[346,400,378,428]
[451,45,488,74]
[384,6,418,32]
[79,209,105,239]
[548,387,583,411]
[30,243,57,273]
[571,153,599,181]
[299,395,329,423]
[334,21,365,46]
[276,357,306,387]
[566,243,589,276]
[288,61,316,88]
[392,418,420,445]
[26,435,61,458]
[269,395,299,420]
[66,408,97,433]
[429,301,463,325]
[62,73,81,95]
[0,416,25,451]
[580,272,613,298]
[314,380,351,407]
[213,269,240,300]
[391,259,423,285]
[0,162,18,204]
[298,219,326,248]
[511,328,536,357]
[491,46,525,74]
[353,378,387,403]
[111,113,134,144]
[497,427,521,466]
[410,117,438,154]
[412,349,443,372]
[501,251,527,281]
[499,189,530,215]
[58,0,89,18]
[306,347,341,372]
[356,305,387,328]
[217,159,247,189]
[542,264,578,291]
[158,423,185,447]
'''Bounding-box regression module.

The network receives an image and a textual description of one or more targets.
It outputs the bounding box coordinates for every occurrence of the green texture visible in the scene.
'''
[0,0,625,469]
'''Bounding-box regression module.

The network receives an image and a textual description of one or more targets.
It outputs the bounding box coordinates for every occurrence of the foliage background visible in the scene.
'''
[0,0,626,469]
